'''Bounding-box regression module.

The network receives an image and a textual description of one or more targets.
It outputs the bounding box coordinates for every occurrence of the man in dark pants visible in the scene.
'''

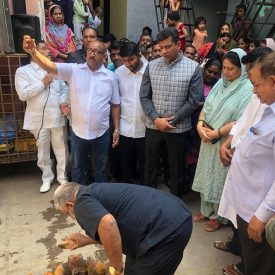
[54,182,192,275]
[115,42,147,184]
[140,28,203,197]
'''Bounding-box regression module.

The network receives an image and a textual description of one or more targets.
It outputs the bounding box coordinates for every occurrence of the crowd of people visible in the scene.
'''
[13,0,275,274]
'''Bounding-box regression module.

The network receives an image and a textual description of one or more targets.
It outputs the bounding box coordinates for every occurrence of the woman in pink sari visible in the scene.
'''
[46,4,76,62]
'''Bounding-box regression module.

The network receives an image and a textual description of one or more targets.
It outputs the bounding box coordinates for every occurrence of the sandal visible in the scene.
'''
[213,240,231,252]
[193,213,208,222]
[222,264,244,275]
[203,219,222,232]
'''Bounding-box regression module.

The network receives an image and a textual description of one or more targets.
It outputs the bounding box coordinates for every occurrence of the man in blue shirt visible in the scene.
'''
[54,182,192,275]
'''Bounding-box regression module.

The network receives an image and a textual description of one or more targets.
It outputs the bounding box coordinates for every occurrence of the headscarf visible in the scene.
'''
[203,48,252,128]
[266,38,275,51]
[46,5,70,54]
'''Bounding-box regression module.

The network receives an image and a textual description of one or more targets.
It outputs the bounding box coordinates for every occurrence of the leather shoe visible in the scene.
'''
[40,182,51,193]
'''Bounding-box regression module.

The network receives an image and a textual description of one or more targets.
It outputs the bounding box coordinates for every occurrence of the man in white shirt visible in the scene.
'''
[115,42,147,184]
[222,51,275,275]
[215,46,272,275]
[15,40,68,193]
[22,36,120,185]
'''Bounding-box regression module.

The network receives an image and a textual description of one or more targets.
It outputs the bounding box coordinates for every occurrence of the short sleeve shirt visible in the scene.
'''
[56,63,120,139]
[75,183,191,258]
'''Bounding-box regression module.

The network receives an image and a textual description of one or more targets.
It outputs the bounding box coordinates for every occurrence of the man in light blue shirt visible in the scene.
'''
[224,51,275,275]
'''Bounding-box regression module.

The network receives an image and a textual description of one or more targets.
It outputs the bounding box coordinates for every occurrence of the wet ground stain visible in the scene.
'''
[36,200,75,269]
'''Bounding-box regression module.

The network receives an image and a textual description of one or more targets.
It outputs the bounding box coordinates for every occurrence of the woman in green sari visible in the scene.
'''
[192,48,252,232]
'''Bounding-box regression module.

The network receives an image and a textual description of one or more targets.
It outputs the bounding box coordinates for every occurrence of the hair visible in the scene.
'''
[167,11,180,22]
[235,4,247,15]
[120,37,130,43]
[184,44,196,52]
[255,51,275,79]
[152,40,159,46]
[204,58,222,71]
[102,33,116,43]
[53,182,80,211]
[120,42,140,57]
[241,47,273,65]
[156,28,179,44]
[248,39,260,47]
[142,26,152,36]
[109,40,122,52]
[223,51,241,68]
[95,6,104,17]
[35,39,46,47]
[220,22,233,35]
[219,32,232,41]
[238,36,249,44]
[195,16,206,28]
[146,43,153,50]
[82,26,97,36]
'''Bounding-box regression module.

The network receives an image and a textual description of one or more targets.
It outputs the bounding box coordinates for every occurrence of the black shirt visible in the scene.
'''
[75,183,191,258]
[66,48,86,64]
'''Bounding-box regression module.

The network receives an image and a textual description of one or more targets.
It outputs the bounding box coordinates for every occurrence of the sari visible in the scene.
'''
[46,4,76,62]
[192,48,252,207]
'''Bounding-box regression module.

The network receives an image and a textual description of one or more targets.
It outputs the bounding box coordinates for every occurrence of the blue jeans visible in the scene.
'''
[70,129,110,185]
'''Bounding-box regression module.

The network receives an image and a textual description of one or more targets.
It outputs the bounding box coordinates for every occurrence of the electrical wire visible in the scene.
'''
[36,85,50,141]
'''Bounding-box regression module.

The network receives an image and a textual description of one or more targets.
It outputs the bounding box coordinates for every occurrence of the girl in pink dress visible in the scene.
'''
[192,16,208,51]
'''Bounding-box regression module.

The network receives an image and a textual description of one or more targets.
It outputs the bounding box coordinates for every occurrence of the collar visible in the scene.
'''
[167,52,183,67]
[268,102,275,114]
[79,63,108,74]
[30,61,43,70]
[124,60,148,75]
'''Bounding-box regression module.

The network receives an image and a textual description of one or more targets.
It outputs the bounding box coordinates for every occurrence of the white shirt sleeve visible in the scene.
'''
[255,141,275,223]
[15,68,45,101]
[56,63,73,82]
[110,74,120,105]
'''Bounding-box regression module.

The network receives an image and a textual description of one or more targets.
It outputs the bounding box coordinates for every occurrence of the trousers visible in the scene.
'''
[31,127,68,184]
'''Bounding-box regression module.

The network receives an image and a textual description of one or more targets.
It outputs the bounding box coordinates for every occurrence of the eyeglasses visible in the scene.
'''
[86,48,105,55]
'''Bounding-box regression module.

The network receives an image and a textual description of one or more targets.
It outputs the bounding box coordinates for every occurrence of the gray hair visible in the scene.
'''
[53,182,80,211]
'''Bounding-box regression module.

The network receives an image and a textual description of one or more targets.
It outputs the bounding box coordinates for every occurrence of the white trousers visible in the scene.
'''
[73,22,85,50]
[31,127,68,184]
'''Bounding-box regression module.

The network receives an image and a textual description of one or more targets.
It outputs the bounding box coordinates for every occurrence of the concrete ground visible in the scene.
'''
[0,162,240,275]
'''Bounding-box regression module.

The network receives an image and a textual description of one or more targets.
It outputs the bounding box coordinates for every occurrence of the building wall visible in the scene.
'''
[126,0,158,42]
[119,0,228,41]
[110,0,127,39]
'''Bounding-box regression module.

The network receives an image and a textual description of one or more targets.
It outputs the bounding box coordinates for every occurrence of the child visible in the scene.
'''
[73,0,89,49]
[167,11,188,51]
[192,16,208,51]
[161,0,181,27]
[237,36,249,51]
[88,6,104,29]
[168,0,181,11]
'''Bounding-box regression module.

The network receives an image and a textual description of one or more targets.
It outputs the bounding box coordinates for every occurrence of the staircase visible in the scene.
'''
[233,0,275,40]
[154,0,196,42]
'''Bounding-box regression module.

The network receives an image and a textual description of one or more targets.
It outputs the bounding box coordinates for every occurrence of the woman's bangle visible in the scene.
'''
[218,127,222,137]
